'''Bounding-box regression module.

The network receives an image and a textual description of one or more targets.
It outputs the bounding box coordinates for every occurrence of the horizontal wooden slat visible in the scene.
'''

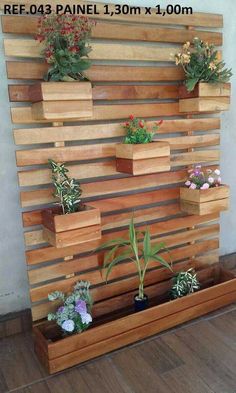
[9,84,179,102]
[6,62,184,81]
[25,213,219,265]
[4,39,179,62]
[171,150,220,166]
[14,118,221,146]
[2,16,222,45]
[28,224,219,285]
[16,135,219,167]
[11,103,180,124]
[29,237,219,302]
[0,2,223,28]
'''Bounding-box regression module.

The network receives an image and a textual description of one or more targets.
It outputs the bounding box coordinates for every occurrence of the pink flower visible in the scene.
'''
[185,181,191,187]
[139,121,144,128]
[189,183,197,190]
[200,183,210,190]
[218,177,222,184]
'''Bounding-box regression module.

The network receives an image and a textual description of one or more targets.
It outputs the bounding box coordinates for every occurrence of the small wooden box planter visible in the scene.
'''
[29,82,93,121]
[42,206,101,248]
[116,142,170,175]
[180,185,230,215]
[179,82,231,113]
[34,266,236,374]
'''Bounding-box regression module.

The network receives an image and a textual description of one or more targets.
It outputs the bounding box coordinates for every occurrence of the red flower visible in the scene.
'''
[157,120,163,126]
[70,46,77,53]
[129,114,134,120]
[125,122,129,126]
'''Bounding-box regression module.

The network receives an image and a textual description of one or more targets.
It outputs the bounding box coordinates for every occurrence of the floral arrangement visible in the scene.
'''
[49,159,82,214]
[97,218,172,300]
[123,115,163,144]
[36,13,95,81]
[170,268,200,299]
[185,165,222,190]
[48,281,92,334]
[175,38,232,92]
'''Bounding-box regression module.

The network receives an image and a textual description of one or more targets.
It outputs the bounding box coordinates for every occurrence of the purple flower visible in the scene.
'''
[75,299,87,314]
[57,306,65,313]
[61,319,75,332]
[80,312,92,325]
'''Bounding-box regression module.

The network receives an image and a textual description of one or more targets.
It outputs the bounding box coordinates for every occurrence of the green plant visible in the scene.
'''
[36,13,95,81]
[97,219,172,300]
[124,115,163,144]
[175,38,232,92]
[48,281,93,335]
[49,159,82,214]
[170,268,200,299]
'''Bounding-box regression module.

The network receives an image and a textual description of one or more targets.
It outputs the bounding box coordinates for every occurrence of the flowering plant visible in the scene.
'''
[36,13,95,81]
[175,38,232,92]
[48,281,92,335]
[170,268,200,299]
[184,165,222,190]
[123,115,163,144]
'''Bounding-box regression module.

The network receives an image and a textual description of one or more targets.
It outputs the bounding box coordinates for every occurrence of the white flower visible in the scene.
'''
[61,319,75,332]
[190,183,197,190]
[208,177,214,184]
[185,181,191,186]
[200,183,210,190]
[80,312,92,325]
[214,169,221,175]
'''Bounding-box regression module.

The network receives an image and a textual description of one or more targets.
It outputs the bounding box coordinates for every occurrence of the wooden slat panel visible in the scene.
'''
[9,84,179,102]
[29,237,219,302]
[0,2,223,28]
[4,39,179,62]
[2,16,223,45]
[171,150,220,166]
[16,135,219,167]
[28,224,219,285]
[13,118,221,145]
[25,213,219,265]
[11,103,180,124]
[6,62,184,81]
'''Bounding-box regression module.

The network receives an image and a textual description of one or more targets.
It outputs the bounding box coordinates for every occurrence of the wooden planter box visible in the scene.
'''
[42,206,101,248]
[34,266,236,374]
[116,142,170,175]
[29,82,93,121]
[179,82,231,113]
[180,185,230,215]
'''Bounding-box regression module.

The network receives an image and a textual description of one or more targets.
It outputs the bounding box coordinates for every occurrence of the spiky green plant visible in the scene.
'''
[170,268,200,299]
[97,219,172,300]
[49,159,82,214]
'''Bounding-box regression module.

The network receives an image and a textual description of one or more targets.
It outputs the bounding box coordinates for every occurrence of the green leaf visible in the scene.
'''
[151,242,166,255]
[143,228,151,265]
[151,255,172,271]
[105,250,132,282]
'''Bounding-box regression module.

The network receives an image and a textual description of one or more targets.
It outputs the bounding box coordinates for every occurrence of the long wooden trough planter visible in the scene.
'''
[29,81,93,121]
[180,185,230,215]
[179,82,231,113]
[34,267,236,374]
[116,142,170,175]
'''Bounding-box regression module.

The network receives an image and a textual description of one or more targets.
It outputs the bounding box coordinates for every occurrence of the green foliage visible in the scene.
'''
[124,116,163,144]
[36,14,94,81]
[48,281,93,335]
[97,219,172,300]
[170,268,200,299]
[175,38,232,92]
[49,159,82,214]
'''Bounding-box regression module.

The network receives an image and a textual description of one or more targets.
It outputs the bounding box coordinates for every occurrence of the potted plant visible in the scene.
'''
[47,281,93,336]
[42,159,101,248]
[176,38,232,113]
[30,13,95,120]
[170,268,200,299]
[115,116,170,175]
[97,218,172,312]
[180,165,230,215]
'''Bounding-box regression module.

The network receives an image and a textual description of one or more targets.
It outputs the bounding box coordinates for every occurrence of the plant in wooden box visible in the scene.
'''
[42,160,101,248]
[97,219,172,312]
[47,281,93,336]
[30,14,95,120]
[180,165,230,216]
[170,268,200,299]
[116,116,170,175]
[176,38,232,113]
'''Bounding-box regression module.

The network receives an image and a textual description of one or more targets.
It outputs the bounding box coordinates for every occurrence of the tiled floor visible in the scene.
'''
[1,303,236,393]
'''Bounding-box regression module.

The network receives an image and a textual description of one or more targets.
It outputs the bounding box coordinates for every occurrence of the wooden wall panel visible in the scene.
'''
[2,5,223,323]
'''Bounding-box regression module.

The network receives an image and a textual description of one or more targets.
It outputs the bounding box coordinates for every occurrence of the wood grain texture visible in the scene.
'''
[179,97,230,113]
[2,16,223,45]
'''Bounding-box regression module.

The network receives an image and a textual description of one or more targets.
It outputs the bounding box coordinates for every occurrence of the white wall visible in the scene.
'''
[0,0,235,315]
